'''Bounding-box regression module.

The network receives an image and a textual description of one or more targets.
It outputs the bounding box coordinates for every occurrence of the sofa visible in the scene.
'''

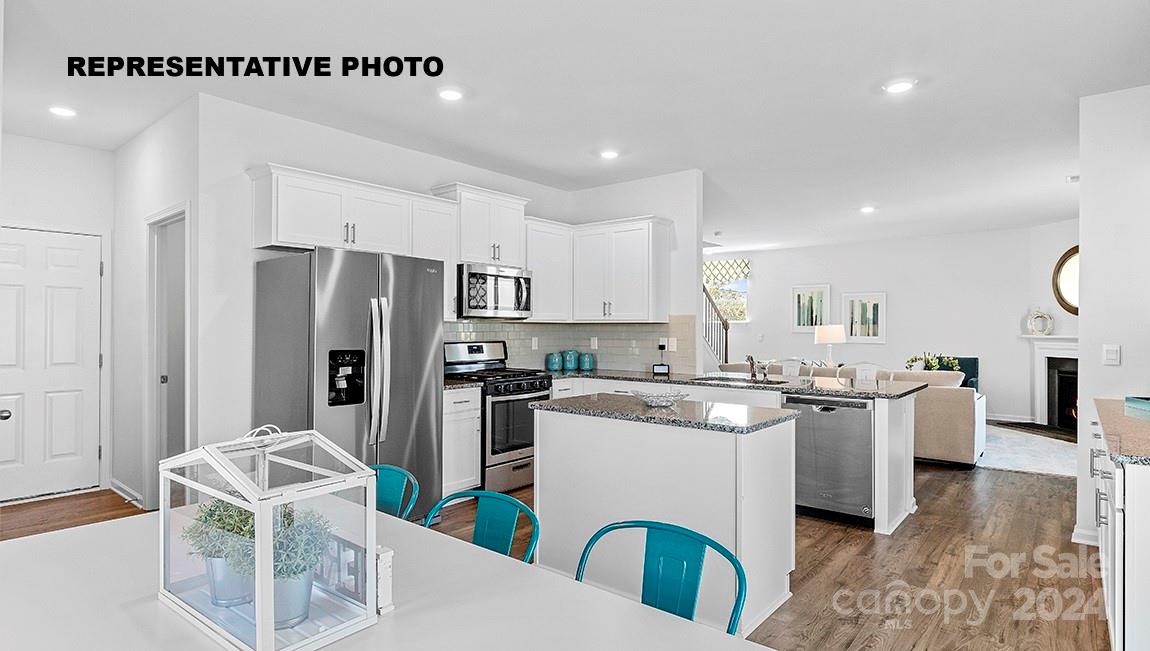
[716,362,987,465]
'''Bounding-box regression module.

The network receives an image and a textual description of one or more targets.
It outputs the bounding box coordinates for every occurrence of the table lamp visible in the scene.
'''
[814,324,846,366]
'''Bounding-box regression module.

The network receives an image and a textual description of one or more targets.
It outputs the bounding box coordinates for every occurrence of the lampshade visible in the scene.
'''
[813,324,846,344]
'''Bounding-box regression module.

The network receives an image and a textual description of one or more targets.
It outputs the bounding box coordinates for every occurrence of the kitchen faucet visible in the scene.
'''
[746,355,757,380]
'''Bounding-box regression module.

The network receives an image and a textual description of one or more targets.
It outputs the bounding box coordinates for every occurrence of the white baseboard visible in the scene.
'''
[1072,524,1099,547]
[111,478,144,507]
[987,413,1034,423]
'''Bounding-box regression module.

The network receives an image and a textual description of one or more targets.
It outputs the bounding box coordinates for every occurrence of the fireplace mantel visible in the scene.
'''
[1023,335,1079,425]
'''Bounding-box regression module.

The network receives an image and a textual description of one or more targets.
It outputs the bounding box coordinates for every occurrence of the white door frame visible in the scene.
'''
[0,223,108,500]
[142,203,192,510]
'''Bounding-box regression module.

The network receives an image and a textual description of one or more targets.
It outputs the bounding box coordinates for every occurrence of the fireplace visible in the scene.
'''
[1046,357,1078,431]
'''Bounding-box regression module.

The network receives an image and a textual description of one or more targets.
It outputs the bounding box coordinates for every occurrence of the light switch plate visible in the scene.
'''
[668,337,678,352]
[531,337,538,350]
[590,337,598,350]
[1103,344,1122,366]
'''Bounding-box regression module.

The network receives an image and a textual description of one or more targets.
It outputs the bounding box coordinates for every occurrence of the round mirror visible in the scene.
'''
[1052,245,1079,315]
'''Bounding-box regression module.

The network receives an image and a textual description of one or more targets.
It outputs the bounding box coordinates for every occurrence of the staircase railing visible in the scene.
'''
[702,285,730,364]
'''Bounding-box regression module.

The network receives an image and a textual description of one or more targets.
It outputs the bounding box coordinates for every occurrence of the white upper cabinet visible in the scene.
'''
[269,173,345,249]
[572,217,670,323]
[431,183,528,267]
[572,228,611,320]
[525,218,574,322]
[250,164,447,257]
[411,198,461,321]
[345,189,411,255]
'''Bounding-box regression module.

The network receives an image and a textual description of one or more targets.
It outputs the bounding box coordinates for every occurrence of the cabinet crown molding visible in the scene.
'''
[430,182,530,205]
[246,163,455,204]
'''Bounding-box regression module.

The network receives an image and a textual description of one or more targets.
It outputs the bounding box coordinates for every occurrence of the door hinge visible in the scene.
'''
[98,445,103,460]
[99,353,104,368]
[99,261,104,277]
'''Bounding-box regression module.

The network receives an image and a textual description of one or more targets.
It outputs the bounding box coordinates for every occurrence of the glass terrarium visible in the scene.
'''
[159,427,378,651]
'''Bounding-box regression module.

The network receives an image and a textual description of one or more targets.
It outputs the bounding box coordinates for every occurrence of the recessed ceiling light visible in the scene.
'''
[437,87,464,101]
[860,205,877,214]
[599,150,619,160]
[881,79,917,94]
[48,106,77,118]
[1066,175,1080,183]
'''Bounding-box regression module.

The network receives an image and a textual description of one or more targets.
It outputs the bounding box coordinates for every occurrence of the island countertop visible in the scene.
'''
[549,369,927,400]
[1096,398,1150,466]
[530,392,799,434]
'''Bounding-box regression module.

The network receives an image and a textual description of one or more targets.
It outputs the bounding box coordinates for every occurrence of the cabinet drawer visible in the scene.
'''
[445,388,482,414]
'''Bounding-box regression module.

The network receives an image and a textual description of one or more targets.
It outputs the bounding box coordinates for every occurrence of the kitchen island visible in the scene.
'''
[530,393,799,637]
[550,371,926,535]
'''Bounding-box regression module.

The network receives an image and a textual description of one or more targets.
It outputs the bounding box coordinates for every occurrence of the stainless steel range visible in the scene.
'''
[444,341,551,492]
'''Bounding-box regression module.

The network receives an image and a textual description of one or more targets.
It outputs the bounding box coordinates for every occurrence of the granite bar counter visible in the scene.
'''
[1096,398,1150,465]
[531,392,797,635]
[529,392,798,434]
[549,369,926,400]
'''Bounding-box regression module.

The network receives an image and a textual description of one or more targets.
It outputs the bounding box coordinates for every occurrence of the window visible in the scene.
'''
[704,258,751,322]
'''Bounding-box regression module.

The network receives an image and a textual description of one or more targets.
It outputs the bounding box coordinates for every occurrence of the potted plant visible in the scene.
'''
[905,353,961,372]
[182,498,256,607]
[226,504,333,629]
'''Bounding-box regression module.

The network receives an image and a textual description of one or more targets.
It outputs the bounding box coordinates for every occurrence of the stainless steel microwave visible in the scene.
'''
[457,263,532,319]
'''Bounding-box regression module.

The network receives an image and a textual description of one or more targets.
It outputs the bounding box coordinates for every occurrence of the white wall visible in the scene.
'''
[714,219,1078,421]
[1075,84,1150,544]
[111,97,197,501]
[1,133,115,489]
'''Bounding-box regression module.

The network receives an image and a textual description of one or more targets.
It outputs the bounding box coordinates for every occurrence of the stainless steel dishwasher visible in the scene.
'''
[784,395,875,519]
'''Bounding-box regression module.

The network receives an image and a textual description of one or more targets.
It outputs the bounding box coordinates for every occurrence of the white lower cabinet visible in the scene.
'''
[1093,413,1150,651]
[550,378,585,398]
[443,388,482,495]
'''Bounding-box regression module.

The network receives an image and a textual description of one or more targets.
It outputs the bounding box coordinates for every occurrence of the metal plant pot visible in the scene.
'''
[274,574,315,629]
[205,557,253,607]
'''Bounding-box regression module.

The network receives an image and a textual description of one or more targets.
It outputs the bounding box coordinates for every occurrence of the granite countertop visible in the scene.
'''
[530,393,799,435]
[1095,398,1150,466]
[549,369,926,400]
[445,378,483,390]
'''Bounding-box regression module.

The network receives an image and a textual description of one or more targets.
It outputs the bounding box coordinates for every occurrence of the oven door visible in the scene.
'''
[485,390,548,466]
[458,264,532,319]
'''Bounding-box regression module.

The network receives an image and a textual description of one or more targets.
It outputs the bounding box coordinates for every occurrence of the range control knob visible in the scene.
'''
[493,384,506,395]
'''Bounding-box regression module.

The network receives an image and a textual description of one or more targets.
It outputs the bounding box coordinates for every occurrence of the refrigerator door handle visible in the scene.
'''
[375,297,393,444]
[368,298,383,445]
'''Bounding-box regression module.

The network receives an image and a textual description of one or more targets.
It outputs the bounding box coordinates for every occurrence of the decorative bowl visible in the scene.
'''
[630,390,689,407]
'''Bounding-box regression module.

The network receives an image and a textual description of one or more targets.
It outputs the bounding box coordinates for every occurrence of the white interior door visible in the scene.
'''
[0,227,102,501]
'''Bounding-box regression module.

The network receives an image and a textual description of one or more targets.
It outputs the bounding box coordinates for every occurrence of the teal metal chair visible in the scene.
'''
[575,520,747,635]
[369,464,419,519]
[424,490,540,562]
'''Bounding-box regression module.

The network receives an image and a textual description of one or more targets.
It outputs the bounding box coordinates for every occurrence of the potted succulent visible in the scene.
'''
[182,498,256,607]
[226,504,333,629]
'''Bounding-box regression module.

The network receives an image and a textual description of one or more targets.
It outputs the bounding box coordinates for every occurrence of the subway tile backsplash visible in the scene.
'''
[445,314,697,374]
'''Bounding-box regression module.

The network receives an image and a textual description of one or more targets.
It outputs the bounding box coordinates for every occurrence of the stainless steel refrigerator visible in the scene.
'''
[253,248,443,521]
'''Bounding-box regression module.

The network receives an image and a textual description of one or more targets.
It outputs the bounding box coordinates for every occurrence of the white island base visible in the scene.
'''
[532,398,797,637]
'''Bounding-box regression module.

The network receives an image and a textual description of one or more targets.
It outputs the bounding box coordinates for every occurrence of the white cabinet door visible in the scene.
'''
[526,221,573,321]
[276,175,345,248]
[607,223,651,321]
[458,192,494,264]
[572,229,610,320]
[412,199,460,321]
[346,189,411,255]
[492,199,525,267]
[443,390,482,494]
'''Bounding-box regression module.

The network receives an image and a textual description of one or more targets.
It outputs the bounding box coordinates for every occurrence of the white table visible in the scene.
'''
[0,512,766,650]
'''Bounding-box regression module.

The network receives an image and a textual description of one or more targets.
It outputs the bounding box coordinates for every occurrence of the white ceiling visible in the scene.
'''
[5,1,1149,250]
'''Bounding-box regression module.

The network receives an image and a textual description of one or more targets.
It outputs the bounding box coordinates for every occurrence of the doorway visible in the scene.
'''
[144,213,188,509]
[0,227,103,502]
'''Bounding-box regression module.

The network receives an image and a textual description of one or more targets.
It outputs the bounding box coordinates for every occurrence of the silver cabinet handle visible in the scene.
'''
[452,399,473,405]
[608,301,613,316]
[491,243,497,260]
[602,300,606,317]
[1090,448,1102,478]
[1096,488,1110,527]
[351,222,357,244]
[496,243,501,260]
[0,409,11,421]
[344,222,350,243]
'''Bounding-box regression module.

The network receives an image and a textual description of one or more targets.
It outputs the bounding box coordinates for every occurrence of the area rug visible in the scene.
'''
[976,425,1075,477]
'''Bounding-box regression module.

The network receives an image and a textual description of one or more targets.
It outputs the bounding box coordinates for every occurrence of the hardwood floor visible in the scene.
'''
[1,467,1108,650]
[0,489,144,542]
[429,485,537,562]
